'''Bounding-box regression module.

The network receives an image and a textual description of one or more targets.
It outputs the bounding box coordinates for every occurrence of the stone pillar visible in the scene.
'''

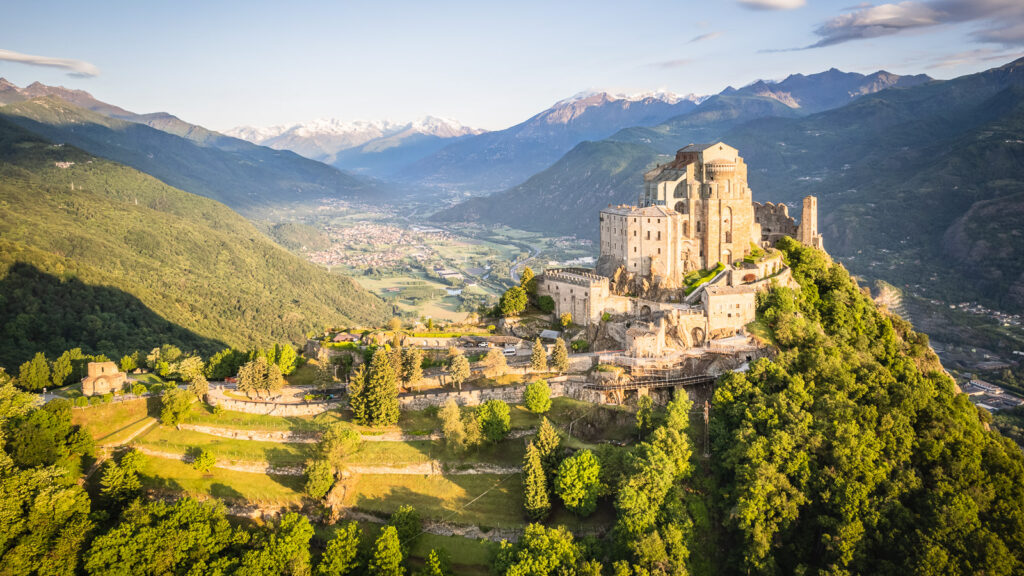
[799,196,818,246]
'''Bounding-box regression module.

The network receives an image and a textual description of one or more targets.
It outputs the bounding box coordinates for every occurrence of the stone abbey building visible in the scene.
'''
[539,142,824,353]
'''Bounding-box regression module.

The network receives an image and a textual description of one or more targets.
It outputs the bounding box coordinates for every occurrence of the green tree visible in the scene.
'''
[530,338,547,372]
[277,344,299,375]
[535,417,562,475]
[482,347,508,378]
[463,412,483,448]
[368,525,405,576]
[320,423,363,469]
[635,395,654,439]
[524,380,552,414]
[520,267,537,294]
[304,458,334,499]
[447,352,471,388]
[348,364,367,423]
[18,352,50,391]
[500,286,528,317]
[100,449,144,505]
[175,355,205,382]
[438,398,466,450]
[402,348,425,387]
[357,348,400,426]
[523,442,551,520]
[0,462,92,575]
[388,504,422,555]
[537,295,555,313]
[191,448,216,473]
[189,373,210,400]
[477,399,511,443]
[205,348,245,380]
[236,512,314,576]
[555,450,603,517]
[50,350,74,388]
[388,317,404,333]
[119,352,138,373]
[237,356,269,397]
[493,524,580,576]
[160,387,193,426]
[551,339,569,374]
[317,522,362,576]
[416,549,450,576]
[5,401,92,468]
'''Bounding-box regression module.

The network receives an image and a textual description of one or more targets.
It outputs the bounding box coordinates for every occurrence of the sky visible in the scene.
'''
[1,0,1022,132]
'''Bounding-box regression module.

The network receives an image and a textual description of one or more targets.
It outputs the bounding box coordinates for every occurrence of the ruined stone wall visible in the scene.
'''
[754,201,799,247]
[397,376,594,410]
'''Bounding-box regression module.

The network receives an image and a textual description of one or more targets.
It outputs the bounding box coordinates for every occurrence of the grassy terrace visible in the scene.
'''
[72,397,158,445]
[133,425,314,466]
[343,473,524,529]
[137,456,305,506]
[183,403,337,432]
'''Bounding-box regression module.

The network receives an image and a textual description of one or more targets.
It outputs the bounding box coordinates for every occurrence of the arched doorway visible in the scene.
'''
[639,305,652,321]
[691,327,706,346]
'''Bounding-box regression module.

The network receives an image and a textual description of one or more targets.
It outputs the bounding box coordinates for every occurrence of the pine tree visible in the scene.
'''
[364,348,400,426]
[551,339,569,374]
[535,417,562,475]
[530,338,547,372]
[368,526,405,576]
[348,365,368,424]
[523,442,551,520]
[402,348,424,387]
[317,522,361,576]
[636,395,654,439]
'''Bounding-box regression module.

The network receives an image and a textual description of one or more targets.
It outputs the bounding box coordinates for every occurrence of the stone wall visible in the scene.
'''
[399,376,592,410]
[211,394,343,416]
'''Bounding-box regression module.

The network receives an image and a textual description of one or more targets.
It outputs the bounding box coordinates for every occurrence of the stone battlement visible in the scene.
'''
[543,268,607,287]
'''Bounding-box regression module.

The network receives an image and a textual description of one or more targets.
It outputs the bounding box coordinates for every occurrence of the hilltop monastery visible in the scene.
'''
[538,142,823,354]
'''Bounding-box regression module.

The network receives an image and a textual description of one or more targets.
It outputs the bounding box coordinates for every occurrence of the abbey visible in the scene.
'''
[596,142,821,285]
[539,142,824,353]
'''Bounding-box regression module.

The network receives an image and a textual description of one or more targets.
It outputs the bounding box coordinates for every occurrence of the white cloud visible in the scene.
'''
[0,48,99,77]
[808,0,1024,48]
[689,31,723,44]
[738,0,806,10]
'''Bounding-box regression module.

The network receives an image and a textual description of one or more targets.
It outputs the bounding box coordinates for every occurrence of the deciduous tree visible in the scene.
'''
[160,387,193,427]
[500,286,528,317]
[447,352,470,388]
[555,449,603,517]
[438,398,466,450]
[477,399,510,443]
[524,380,552,414]
[482,348,507,378]
[18,352,50,391]
[304,458,334,500]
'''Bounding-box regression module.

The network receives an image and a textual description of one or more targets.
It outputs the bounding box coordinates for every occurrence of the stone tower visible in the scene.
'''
[797,196,823,250]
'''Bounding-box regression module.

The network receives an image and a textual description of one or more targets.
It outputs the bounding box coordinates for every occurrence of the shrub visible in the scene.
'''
[524,380,552,414]
[320,424,362,469]
[304,459,334,500]
[191,449,216,473]
[160,387,193,426]
[102,393,113,403]
[74,396,88,407]
[89,396,102,406]
[601,312,612,323]
[477,399,511,443]
[537,296,555,313]
[571,340,589,352]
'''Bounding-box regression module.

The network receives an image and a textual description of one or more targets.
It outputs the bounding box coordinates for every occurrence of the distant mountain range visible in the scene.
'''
[0,79,378,213]
[225,116,485,171]
[435,59,1024,313]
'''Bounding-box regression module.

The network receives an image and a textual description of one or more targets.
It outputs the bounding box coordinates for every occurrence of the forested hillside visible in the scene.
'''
[0,119,387,369]
[0,97,377,213]
[711,237,1024,574]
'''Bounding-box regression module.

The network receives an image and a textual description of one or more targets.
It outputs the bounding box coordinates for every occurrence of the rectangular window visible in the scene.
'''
[657,231,661,240]
[657,248,661,254]
[646,231,650,240]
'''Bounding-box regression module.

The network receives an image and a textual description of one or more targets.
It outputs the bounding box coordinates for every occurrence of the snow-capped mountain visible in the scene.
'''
[225,116,483,163]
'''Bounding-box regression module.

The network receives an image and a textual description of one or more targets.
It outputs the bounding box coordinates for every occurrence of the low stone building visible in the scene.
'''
[81,361,127,396]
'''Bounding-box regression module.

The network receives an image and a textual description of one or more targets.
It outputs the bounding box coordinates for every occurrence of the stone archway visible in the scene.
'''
[639,305,652,321]
[691,327,706,346]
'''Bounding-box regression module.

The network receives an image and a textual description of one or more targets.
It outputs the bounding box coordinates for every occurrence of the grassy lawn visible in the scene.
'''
[131,373,167,385]
[745,317,774,347]
[133,425,314,466]
[136,455,305,506]
[347,441,436,466]
[285,362,318,387]
[184,402,331,433]
[72,397,157,444]
[343,473,525,529]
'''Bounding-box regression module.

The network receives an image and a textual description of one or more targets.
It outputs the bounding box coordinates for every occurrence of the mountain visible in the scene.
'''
[226,116,484,166]
[727,68,931,113]
[436,58,1024,313]
[0,80,378,213]
[0,117,388,370]
[396,91,702,192]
